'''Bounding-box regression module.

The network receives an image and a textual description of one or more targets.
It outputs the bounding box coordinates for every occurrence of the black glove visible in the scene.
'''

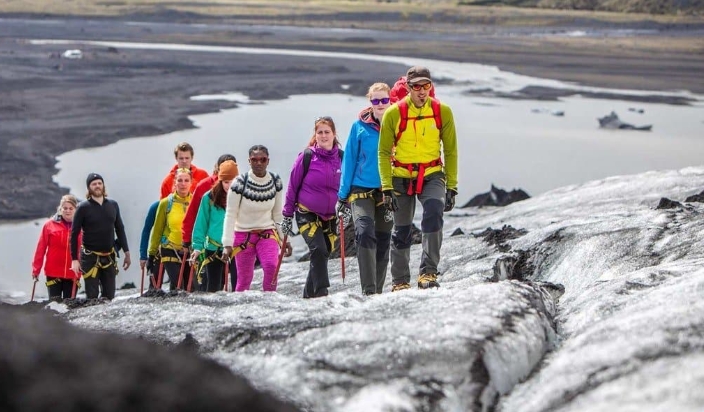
[280,216,293,236]
[146,255,156,273]
[336,200,352,227]
[444,189,457,212]
[383,190,398,212]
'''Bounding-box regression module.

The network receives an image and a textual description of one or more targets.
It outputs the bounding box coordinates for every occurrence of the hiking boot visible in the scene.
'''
[391,282,411,292]
[418,273,440,289]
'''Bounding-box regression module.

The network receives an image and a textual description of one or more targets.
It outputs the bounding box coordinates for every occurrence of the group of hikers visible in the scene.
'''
[31,65,459,301]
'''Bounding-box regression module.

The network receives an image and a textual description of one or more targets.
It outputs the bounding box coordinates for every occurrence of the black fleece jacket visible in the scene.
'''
[70,197,129,259]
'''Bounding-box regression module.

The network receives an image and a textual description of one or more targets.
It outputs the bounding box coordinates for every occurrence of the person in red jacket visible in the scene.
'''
[159,142,210,199]
[32,194,81,300]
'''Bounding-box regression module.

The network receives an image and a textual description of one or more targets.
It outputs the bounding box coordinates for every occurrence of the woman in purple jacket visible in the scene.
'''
[281,116,343,298]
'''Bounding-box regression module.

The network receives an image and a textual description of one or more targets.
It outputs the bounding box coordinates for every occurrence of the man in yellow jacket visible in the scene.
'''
[378,66,459,291]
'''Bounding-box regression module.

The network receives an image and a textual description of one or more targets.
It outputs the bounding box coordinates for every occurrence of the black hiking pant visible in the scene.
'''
[160,248,190,291]
[297,211,336,299]
[203,250,238,292]
[46,276,75,301]
[80,249,117,300]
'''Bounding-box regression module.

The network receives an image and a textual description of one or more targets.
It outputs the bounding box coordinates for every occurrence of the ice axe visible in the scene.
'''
[71,276,80,299]
[223,258,230,292]
[156,259,165,289]
[338,216,346,284]
[30,277,38,302]
[176,250,189,290]
[186,264,196,293]
[271,234,288,289]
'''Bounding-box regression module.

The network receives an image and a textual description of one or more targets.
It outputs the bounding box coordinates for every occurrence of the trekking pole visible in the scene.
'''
[338,217,346,284]
[271,234,288,289]
[30,277,38,302]
[176,251,188,290]
[140,266,145,295]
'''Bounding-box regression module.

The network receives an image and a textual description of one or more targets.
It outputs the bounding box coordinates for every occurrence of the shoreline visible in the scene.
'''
[1,13,703,220]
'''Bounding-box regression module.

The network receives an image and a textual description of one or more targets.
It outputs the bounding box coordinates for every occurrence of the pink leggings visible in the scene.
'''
[233,230,280,292]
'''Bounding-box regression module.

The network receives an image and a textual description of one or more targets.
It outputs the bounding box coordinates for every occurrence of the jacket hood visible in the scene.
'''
[358,106,380,131]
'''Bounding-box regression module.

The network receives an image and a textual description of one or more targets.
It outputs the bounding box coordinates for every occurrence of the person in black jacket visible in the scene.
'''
[70,173,131,300]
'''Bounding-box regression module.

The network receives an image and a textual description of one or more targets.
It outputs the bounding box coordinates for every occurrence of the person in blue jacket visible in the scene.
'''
[337,82,394,295]
[139,200,160,290]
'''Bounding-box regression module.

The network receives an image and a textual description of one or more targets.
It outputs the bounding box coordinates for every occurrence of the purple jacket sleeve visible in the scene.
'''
[282,152,305,217]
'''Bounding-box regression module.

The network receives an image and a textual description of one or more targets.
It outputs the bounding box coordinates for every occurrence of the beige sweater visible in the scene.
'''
[221,170,284,247]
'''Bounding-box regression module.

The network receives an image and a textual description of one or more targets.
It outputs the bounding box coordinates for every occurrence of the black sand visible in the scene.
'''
[1,14,702,219]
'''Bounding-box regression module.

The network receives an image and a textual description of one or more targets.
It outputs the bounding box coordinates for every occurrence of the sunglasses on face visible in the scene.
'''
[410,83,432,91]
[249,157,269,164]
[370,97,390,105]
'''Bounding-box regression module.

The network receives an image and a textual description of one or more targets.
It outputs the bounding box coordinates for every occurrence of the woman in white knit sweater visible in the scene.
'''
[221,145,291,291]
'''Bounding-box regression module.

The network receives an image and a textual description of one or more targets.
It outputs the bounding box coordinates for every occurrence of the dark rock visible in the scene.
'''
[598,111,652,131]
[656,197,683,209]
[107,46,120,53]
[533,281,565,301]
[492,250,534,281]
[474,225,528,251]
[120,282,136,289]
[684,190,704,203]
[450,227,464,237]
[462,184,530,208]
[177,332,201,353]
[0,303,300,412]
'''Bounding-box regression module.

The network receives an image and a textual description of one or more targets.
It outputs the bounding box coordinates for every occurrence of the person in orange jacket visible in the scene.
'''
[159,142,209,199]
[32,194,82,300]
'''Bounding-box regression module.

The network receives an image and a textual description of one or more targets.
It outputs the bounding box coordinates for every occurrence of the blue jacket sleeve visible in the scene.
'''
[139,201,159,260]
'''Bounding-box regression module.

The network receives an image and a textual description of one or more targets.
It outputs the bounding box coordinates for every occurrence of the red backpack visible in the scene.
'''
[389,76,437,103]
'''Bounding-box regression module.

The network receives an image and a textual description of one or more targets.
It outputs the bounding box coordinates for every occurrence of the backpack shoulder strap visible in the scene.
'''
[302,148,313,178]
[430,98,443,131]
[270,172,283,192]
[296,148,314,203]
[237,172,249,209]
[165,193,175,215]
[396,99,409,144]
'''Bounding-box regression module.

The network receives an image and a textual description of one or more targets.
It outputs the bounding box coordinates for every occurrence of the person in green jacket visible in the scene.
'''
[378,66,459,291]
[190,160,238,292]
[148,168,193,291]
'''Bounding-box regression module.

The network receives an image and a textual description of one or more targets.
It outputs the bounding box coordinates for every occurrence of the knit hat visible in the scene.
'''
[218,160,239,181]
[86,173,104,188]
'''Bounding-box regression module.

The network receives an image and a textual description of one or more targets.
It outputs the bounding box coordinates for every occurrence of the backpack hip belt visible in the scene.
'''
[392,157,443,195]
